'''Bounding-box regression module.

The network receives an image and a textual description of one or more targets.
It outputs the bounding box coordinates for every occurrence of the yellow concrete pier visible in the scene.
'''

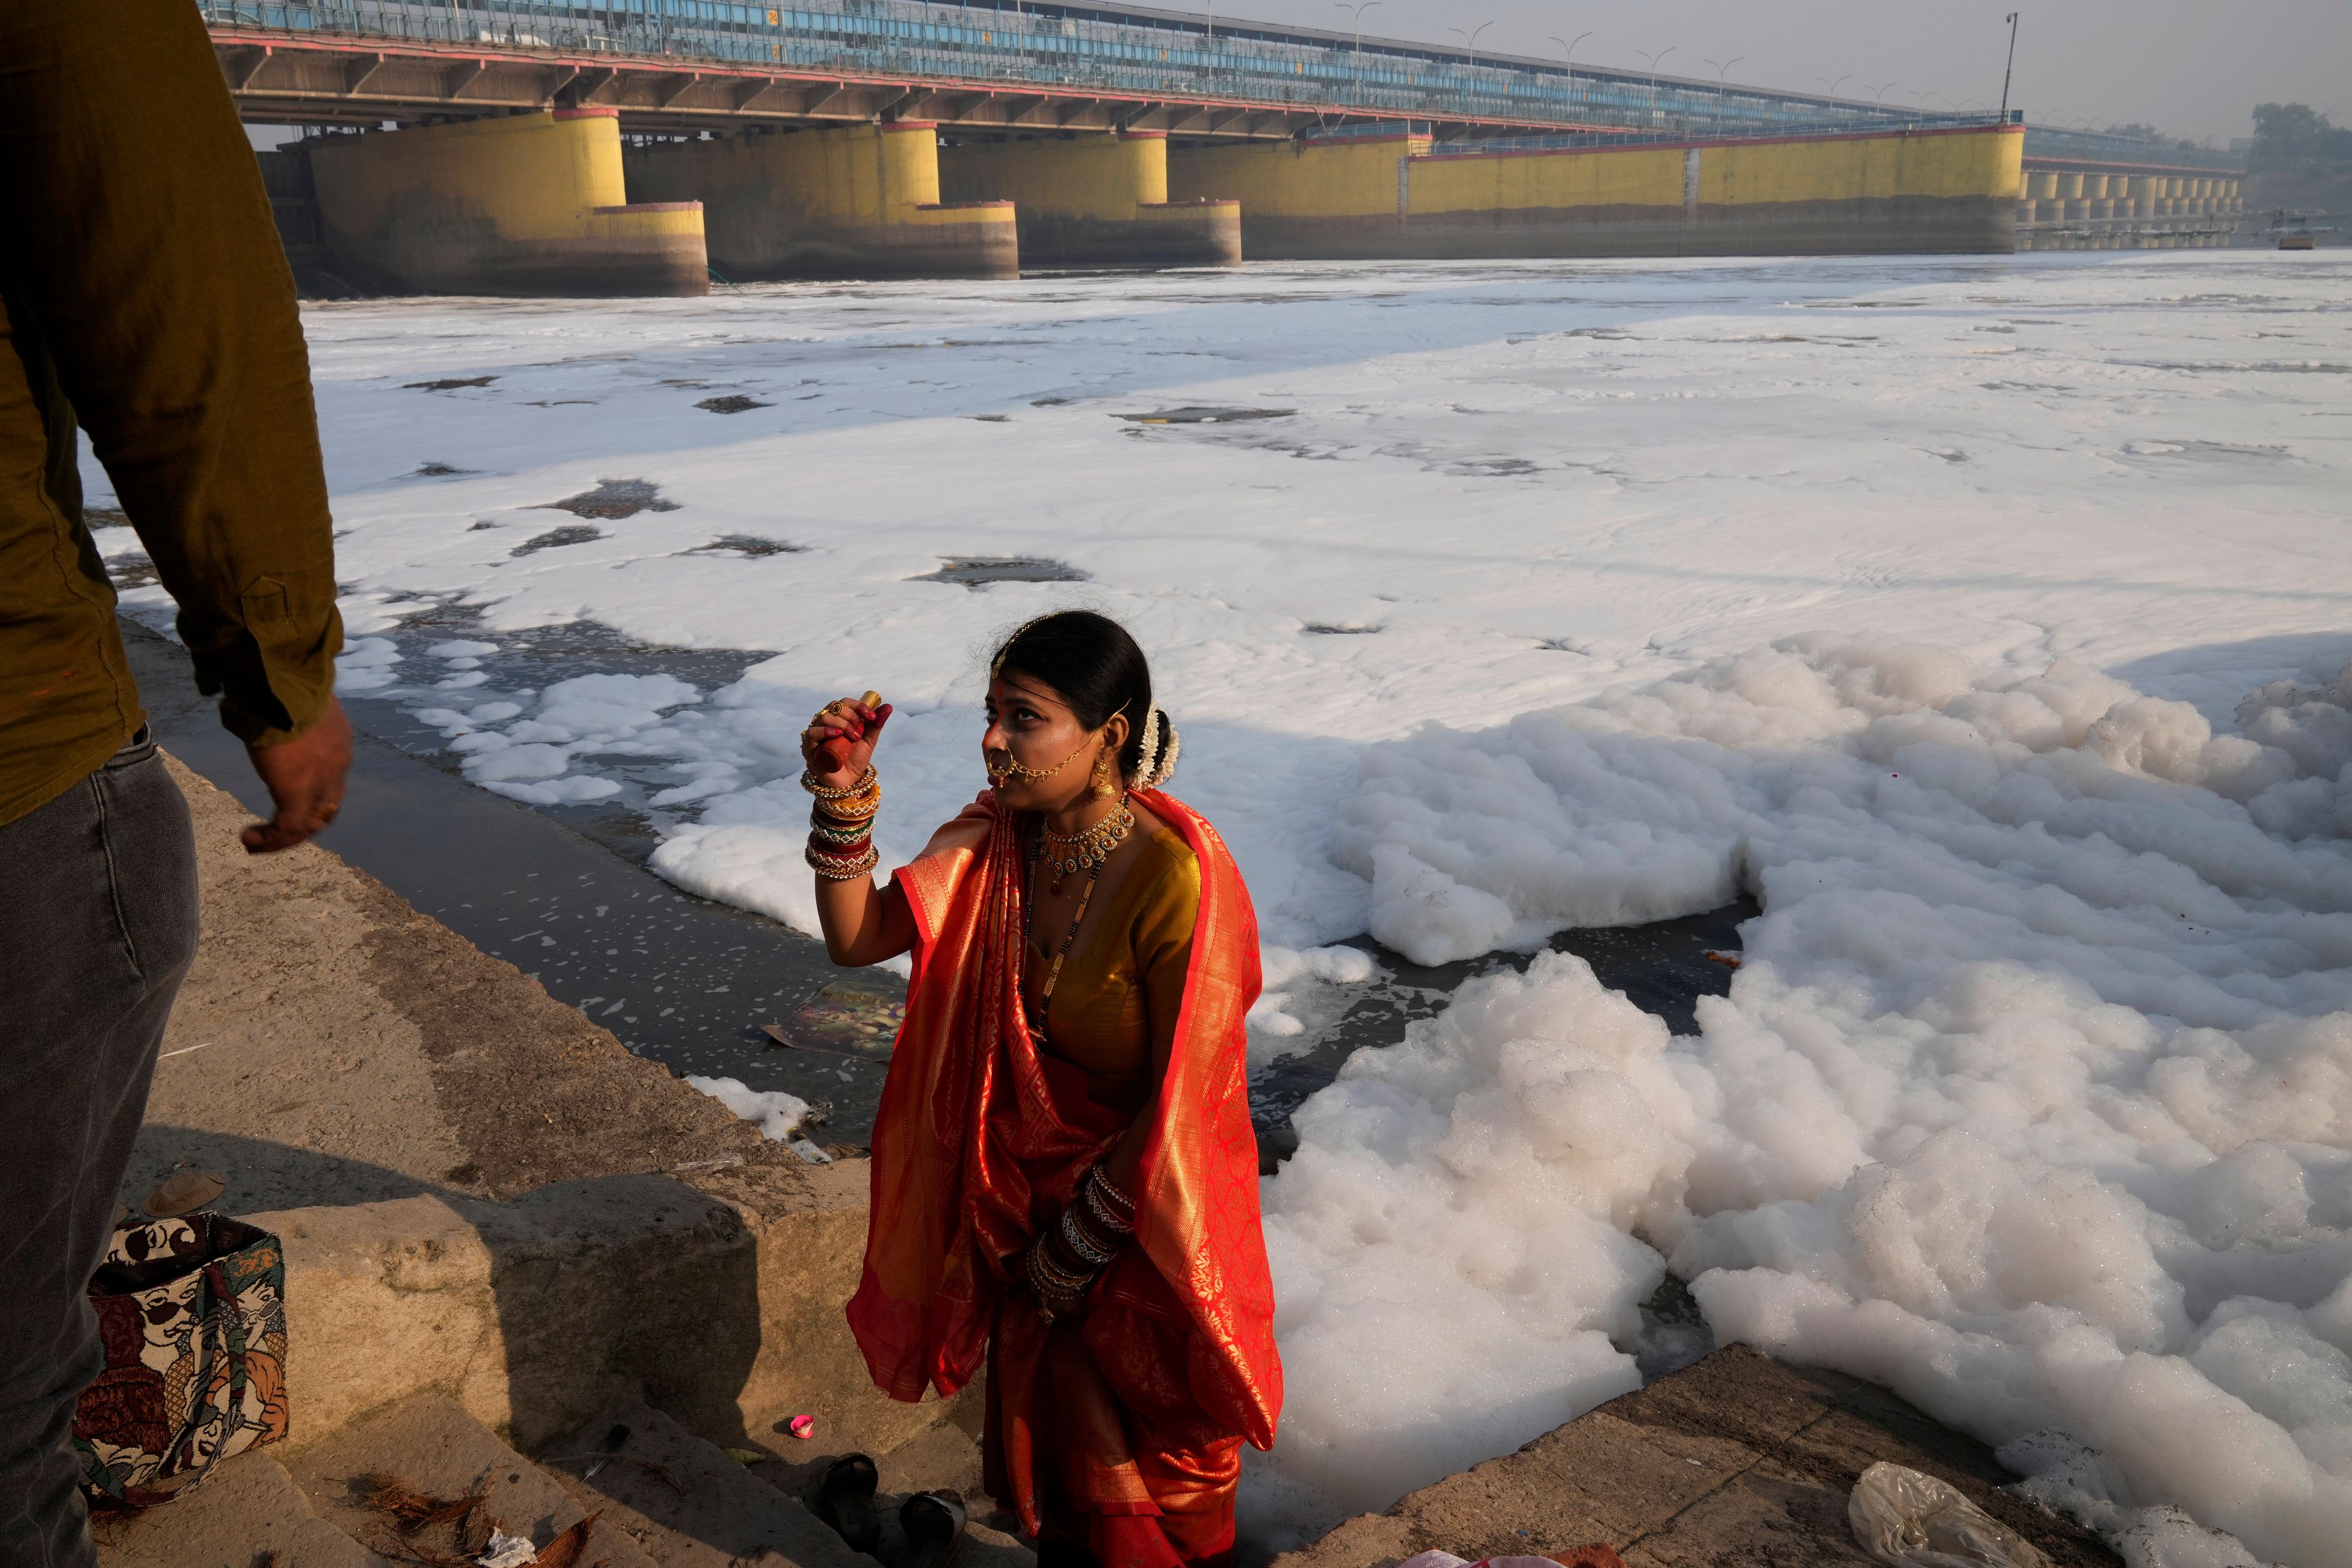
[1169,130,1430,257]
[306,108,707,296]
[938,133,1240,267]
[625,123,1017,279]
[1172,123,2020,260]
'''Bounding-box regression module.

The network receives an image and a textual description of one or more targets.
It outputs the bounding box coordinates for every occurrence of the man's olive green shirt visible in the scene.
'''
[1,0,342,826]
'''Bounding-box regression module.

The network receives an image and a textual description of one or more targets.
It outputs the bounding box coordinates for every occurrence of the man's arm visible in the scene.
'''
[0,0,349,850]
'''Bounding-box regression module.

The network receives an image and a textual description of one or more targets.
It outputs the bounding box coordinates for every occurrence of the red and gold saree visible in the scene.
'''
[846,789,1281,1568]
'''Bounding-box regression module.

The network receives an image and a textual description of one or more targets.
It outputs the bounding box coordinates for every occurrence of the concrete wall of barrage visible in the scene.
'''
[309,109,708,296]
[1174,124,2022,260]
[1169,132,1425,238]
[941,132,1167,216]
[940,133,1238,266]
[625,124,1017,279]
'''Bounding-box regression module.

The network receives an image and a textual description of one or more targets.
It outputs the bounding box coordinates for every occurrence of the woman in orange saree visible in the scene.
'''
[800,611,1281,1568]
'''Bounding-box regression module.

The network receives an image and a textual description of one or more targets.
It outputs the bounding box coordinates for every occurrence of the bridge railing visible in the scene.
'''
[1422,111,2019,154]
[2019,124,2244,173]
[198,0,1939,134]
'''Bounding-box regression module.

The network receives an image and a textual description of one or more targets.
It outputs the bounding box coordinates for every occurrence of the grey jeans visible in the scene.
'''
[0,734,198,1568]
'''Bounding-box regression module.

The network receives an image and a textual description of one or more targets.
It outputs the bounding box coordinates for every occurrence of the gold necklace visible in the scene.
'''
[1023,846,1102,1044]
[1038,798,1134,880]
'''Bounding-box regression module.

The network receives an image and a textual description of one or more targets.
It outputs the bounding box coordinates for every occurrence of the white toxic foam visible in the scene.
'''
[1250,639,2352,1567]
[684,1074,812,1142]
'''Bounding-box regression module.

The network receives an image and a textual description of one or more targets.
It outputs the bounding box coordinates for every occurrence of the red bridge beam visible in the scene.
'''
[210,25,1618,141]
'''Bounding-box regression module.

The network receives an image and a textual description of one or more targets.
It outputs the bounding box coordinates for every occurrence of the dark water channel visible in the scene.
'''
[123,619,894,1150]
[127,616,1749,1165]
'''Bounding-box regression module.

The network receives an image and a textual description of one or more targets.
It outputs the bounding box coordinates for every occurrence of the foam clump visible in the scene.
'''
[1260,641,2352,1566]
[684,1074,811,1141]
[432,671,703,805]
[1250,950,1698,1534]
[334,636,402,692]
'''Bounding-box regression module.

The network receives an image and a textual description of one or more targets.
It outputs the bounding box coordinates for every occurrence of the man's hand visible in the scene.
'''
[241,696,353,853]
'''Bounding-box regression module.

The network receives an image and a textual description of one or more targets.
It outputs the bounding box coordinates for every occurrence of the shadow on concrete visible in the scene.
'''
[130,1129,771,1457]
[127,1126,443,1216]
[481,1172,769,1455]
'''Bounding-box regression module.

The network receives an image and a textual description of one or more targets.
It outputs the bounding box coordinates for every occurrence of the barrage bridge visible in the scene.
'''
[198,0,2107,149]
[200,1,2247,295]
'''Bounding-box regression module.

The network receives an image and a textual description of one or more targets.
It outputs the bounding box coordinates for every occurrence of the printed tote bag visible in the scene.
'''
[71,1212,289,1506]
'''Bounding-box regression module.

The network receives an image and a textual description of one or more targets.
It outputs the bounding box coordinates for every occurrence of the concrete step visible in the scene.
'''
[541,1401,1034,1568]
[92,1389,1031,1568]
[94,1447,394,1568]
[872,1420,987,1502]
[281,1392,660,1568]
[543,1401,873,1568]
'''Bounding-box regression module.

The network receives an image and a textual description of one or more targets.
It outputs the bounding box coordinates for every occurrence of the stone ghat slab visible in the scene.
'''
[1272,1344,2118,1568]
[246,1160,967,1460]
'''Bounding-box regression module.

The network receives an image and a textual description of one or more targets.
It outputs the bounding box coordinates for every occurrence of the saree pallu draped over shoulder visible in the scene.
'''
[846,789,1280,1568]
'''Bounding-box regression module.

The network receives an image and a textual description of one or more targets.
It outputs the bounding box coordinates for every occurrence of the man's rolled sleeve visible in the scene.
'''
[2,0,341,748]
[200,569,344,746]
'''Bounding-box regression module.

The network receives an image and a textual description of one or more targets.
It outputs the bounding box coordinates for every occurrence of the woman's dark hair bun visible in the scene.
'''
[992,611,1155,778]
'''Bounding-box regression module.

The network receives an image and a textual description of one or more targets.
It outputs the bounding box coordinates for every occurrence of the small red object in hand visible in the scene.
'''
[816,692,891,769]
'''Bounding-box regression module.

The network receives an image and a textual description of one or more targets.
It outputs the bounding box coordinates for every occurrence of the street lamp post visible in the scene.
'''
[1336,0,1379,74]
[1635,45,1675,123]
[1815,73,1851,97]
[1548,30,1591,108]
[1999,11,2020,122]
[1703,55,1741,121]
[1449,20,1493,76]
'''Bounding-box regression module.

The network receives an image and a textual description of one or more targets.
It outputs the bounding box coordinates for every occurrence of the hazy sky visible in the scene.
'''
[1221,0,2351,144]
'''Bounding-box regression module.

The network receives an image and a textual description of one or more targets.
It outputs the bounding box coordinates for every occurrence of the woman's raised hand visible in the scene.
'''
[801,690,892,787]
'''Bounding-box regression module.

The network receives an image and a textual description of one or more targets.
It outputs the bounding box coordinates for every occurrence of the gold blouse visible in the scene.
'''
[1023,828,1200,1117]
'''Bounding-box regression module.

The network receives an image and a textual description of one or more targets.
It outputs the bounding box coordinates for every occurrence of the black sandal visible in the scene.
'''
[812,1453,883,1554]
[899,1489,967,1568]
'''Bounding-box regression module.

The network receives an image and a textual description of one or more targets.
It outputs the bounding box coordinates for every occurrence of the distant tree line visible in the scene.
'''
[2249,104,2352,170]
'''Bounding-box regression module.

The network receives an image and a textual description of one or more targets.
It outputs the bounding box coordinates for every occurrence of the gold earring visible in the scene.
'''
[1090,750,1116,799]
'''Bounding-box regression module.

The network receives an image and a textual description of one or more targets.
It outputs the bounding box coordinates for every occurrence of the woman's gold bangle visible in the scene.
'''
[805,842,880,881]
[802,764,878,801]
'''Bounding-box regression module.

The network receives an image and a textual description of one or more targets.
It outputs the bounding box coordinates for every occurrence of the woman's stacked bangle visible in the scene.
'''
[1026,1164,1139,1322]
[804,764,881,880]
